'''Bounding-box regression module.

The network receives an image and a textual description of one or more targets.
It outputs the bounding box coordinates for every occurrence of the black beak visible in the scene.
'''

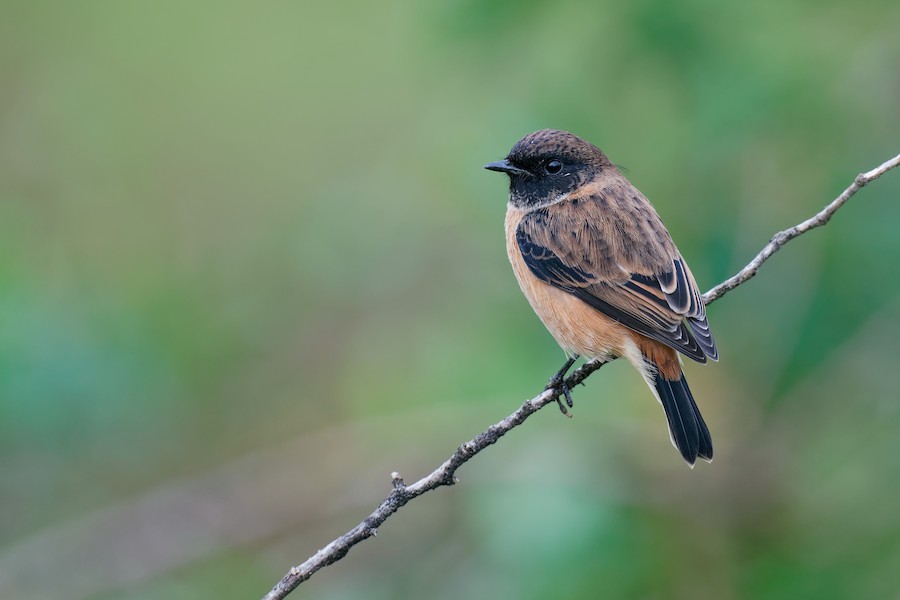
[484,159,529,177]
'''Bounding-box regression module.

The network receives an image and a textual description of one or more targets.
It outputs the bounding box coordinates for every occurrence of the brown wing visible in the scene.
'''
[516,185,717,362]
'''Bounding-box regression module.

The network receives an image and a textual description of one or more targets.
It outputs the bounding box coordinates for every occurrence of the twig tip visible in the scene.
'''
[391,472,406,491]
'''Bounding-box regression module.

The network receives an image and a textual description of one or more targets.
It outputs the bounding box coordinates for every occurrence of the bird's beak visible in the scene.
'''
[484,159,529,177]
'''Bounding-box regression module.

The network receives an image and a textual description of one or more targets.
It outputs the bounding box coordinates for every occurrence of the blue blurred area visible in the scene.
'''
[1,1,899,599]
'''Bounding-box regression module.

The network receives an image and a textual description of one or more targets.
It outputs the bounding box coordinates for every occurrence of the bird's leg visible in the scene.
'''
[546,355,579,416]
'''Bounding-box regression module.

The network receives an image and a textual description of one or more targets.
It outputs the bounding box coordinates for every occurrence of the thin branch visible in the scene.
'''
[261,153,900,600]
[703,153,900,304]
[261,359,608,600]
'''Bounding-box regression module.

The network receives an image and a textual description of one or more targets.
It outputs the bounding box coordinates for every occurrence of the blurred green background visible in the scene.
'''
[2,1,899,599]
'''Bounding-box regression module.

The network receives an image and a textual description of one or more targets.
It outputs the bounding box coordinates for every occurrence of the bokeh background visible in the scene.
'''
[2,2,900,599]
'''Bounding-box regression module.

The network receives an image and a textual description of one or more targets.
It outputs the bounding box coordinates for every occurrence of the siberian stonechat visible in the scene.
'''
[486,129,717,466]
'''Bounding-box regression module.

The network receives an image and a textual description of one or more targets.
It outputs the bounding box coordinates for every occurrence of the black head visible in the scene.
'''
[485,129,613,208]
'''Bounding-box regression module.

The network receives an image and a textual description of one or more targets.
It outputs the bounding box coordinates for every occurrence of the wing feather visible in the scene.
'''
[516,187,717,362]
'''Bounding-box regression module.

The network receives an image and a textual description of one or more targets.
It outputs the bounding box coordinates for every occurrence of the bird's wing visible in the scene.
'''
[516,191,717,362]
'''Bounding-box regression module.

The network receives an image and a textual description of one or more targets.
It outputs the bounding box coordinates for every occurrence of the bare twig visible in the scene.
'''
[261,153,900,600]
[703,154,900,303]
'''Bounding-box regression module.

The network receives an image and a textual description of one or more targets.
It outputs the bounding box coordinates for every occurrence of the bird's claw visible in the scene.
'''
[555,384,574,418]
[545,355,578,418]
[547,375,574,417]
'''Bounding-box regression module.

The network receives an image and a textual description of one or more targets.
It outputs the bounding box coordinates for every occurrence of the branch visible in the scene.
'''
[703,154,900,304]
[261,153,900,600]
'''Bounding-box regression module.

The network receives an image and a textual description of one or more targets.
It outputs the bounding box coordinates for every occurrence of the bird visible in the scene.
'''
[485,129,718,466]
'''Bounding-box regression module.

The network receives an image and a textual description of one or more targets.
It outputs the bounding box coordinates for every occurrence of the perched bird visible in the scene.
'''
[485,129,718,466]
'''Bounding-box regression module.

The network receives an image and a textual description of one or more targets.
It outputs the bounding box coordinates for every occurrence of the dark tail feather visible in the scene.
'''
[653,370,713,466]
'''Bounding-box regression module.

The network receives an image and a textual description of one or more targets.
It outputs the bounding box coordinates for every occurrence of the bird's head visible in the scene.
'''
[485,129,613,208]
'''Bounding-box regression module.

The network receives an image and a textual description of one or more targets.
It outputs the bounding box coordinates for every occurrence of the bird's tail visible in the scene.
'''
[647,366,713,467]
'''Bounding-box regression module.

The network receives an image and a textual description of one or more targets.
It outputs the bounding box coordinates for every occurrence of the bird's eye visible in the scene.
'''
[545,160,562,174]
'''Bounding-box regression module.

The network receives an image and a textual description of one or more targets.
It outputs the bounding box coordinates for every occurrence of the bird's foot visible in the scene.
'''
[553,382,575,417]
[546,355,578,417]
